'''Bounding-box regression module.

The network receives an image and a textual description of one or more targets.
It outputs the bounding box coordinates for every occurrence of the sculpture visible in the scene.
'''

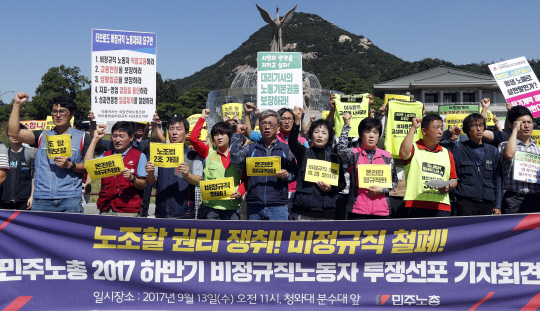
[256,4,297,52]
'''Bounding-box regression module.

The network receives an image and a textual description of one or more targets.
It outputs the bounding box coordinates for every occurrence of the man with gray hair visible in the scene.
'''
[231,107,298,220]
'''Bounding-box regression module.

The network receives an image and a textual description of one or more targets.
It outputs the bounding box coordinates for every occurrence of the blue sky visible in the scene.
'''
[1,0,539,101]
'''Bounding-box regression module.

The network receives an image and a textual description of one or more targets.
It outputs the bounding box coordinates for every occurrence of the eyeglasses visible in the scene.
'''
[469,124,485,129]
[51,109,70,116]
[280,117,293,123]
[260,122,277,128]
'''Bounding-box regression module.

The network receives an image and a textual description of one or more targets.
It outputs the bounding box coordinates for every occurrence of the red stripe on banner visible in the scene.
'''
[468,292,495,311]
[2,296,33,311]
[512,214,540,231]
[521,292,540,311]
[381,295,391,305]
[0,211,20,233]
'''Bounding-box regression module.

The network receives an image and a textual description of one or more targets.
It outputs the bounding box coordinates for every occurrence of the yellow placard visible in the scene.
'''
[384,94,411,106]
[246,156,281,176]
[84,154,125,180]
[531,130,540,143]
[20,120,46,131]
[304,159,339,186]
[445,114,468,130]
[333,94,369,137]
[485,110,495,126]
[222,103,243,120]
[322,110,330,121]
[200,177,235,201]
[150,143,184,168]
[186,114,207,141]
[357,164,392,188]
[45,133,72,159]
[45,116,74,130]
[384,100,424,158]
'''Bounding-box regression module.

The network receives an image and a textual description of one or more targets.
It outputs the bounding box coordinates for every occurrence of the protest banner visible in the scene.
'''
[485,110,496,126]
[246,156,280,176]
[322,110,329,121]
[357,164,392,188]
[489,56,540,117]
[20,120,46,131]
[383,94,411,106]
[497,116,506,130]
[85,154,125,180]
[513,151,540,184]
[45,116,74,130]
[384,100,423,158]
[445,114,468,130]
[531,130,540,143]
[304,159,339,186]
[91,29,157,122]
[438,104,479,115]
[2,210,540,310]
[333,94,369,137]
[45,133,71,159]
[200,177,235,201]
[222,103,243,119]
[150,143,183,168]
[257,52,302,111]
[187,114,207,141]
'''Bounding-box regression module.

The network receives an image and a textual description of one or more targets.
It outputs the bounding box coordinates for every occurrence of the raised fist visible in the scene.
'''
[411,117,422,129]
[201,109,210,119]
[245,102,255,113]
[14,92,29,105]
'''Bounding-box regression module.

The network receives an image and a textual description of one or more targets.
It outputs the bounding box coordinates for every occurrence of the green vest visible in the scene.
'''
[202,148,243,210]
[404,143,451,205]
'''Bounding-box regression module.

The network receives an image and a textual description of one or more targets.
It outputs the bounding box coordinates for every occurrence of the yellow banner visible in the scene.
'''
[20,120,46,131]
[200,177,235,201]
[45,133,72,159]
[186,114,207,141]
[333,94,369,137]
[445,114,468,130]
[531,130,540,143]
[246,156,281,176]
[85,154,125,180]
[304,159,339,186]
[357,164,392,188]
[222,103,243,120]
[150,143,184,168]
[45,116,74,130]
[322,110,330,121]
[384,94,411,106]
[384,100,424,158]
[485,110,495,126]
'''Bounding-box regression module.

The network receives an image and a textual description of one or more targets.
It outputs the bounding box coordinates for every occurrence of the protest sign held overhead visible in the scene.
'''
[91,29,156,122]
[438,104,479,116]
[85,154,125,180]
[246,156,281,176]
[357,164,392,188]
[445,114,468,130]
[200,177,235,201]
[187,114,207,141]
[489,56,540,117]
[222,103,243,119]
[45,133,72,159]
[304,159,339,186]
[150,143,183,168]
[384,94,411,106]
[257,52,302,111]
[384,100,423,158]
[333,94,369,137]
[513,151,540,184]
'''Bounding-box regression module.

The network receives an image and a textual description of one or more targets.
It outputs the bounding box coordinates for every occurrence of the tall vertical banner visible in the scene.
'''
[257,52,302,112]
[385,100,424,158]
[91,29,157,122]
[489,56,540,117]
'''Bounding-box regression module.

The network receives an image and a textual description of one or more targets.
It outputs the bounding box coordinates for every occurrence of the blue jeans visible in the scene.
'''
[247,204,288,220]
[32,197,83,213]
[200,205,241,220]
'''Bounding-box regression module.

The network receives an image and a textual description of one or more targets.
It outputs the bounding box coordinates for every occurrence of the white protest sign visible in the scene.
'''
[513,151,540,184]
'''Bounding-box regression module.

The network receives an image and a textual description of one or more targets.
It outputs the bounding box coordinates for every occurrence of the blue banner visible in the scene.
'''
[92,29,156,54]
[2,210,540,310]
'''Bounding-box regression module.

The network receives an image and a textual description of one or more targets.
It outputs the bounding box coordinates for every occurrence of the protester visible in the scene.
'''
[481,98,512,146]
[146,116,203,219]
[2,124,34,210]
[231,109,297,220]
[189,109,246,220]
[399,115,458,217]
[443,114,502,215]
[8,93,90,212]
[288,106,346,220]
[499,106,540,213]
[84,123,147,216]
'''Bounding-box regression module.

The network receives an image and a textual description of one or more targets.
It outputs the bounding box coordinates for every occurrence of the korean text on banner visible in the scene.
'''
[246,156,281,176]
[222,103,243,120]
[489,56,540,117]
[333,94,369,137]
[85,154,125,180]
[91,29,157,122]
[384,100,423,158]
[384,94,411,106]
[485,110,496,126]
[257,52,302,112]
[531,130,540,143]
[20,120,46,131]
[150,143,183,168]
[438,104,479,115]
[187,114,207,141]
[200,177,235,201]
[357,164,392,188]
[445,114,469,130]
[45,116,74,130]
[45,133,72,159]
[304,159,339,186]
[513,151,540,184]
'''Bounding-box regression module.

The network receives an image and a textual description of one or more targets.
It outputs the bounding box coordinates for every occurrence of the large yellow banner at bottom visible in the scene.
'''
[246,156,281,176]
[304,159,339,186]
[85,154,125,180]
[45,133,72,159]
[200,177,235,201]
[357,164,392,188]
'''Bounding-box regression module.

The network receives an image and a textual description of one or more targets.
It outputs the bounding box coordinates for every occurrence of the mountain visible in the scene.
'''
[170,12,540,94]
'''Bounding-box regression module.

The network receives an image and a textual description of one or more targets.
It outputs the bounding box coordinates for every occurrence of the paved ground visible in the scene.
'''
[84,203,156,217]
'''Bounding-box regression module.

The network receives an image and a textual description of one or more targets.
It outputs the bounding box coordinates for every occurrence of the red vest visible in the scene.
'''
[96,148,143,213]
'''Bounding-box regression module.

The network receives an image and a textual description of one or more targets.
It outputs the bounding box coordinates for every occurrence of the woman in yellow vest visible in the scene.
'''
[189,109,246,220]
